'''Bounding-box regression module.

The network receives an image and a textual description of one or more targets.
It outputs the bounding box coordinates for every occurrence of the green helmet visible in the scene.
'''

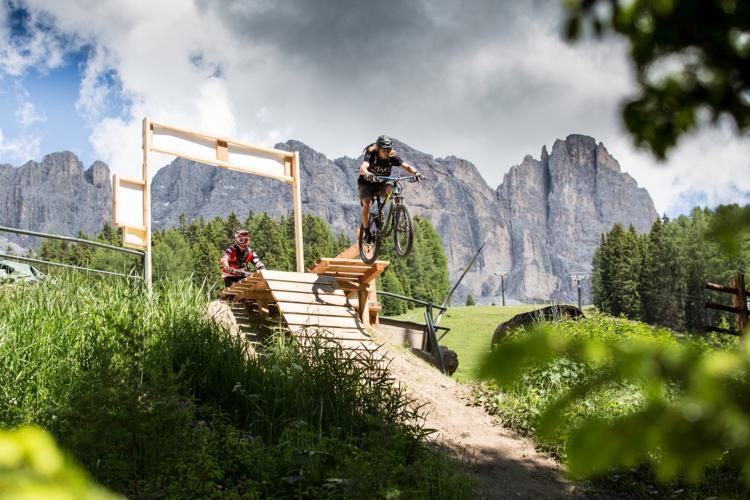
[376,135,392,149]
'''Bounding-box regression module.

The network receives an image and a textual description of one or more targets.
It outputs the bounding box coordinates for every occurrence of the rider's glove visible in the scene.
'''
[364,173,376,182]
[414,171,424,182]
[255,262,266,271]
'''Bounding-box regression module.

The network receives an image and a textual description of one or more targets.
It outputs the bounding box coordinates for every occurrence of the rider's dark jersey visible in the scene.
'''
[358,147,403,183]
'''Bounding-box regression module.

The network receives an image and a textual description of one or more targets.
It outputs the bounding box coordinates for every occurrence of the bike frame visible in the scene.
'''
[371,176,410,240]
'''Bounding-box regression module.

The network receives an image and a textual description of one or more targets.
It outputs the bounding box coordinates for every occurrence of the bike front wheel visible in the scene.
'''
[393,204,414,258]
[358,220,382,264]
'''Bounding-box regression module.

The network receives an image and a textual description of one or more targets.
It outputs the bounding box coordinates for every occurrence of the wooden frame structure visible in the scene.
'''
[113,117,305,286]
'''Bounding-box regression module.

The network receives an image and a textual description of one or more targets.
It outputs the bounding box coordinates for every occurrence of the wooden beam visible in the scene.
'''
[261,270,337,285]
[358,288,370,328]
[731,273,748,334]
[283,314,364,329]
[274,302,361,317]
[705,282,740,294]
[705,302,743,314]
[149,146,294,184]
[292,151,304,273]
[119,177,146,188]
[112,174,120,226]
[262,290,352,306]
[704,325,740,336]
[216,139,229,162]
[149,119,294,162]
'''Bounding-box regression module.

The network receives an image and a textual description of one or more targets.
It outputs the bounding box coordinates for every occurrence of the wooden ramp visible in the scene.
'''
[219,259,388,349]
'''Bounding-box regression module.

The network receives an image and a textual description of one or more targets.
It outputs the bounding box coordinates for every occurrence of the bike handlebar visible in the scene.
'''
[373,175,421,183]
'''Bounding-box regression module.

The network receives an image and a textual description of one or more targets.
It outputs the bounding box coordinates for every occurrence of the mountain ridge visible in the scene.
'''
[0,135,658,302]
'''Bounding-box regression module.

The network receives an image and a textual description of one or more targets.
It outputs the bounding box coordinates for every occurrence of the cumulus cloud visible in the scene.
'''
[15,100,46,127]
[0,128,40,163]
[2,0,749,215]
[0,1,68,76]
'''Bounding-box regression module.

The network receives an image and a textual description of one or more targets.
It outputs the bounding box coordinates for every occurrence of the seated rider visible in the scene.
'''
[220,229,265,287]
[358,135,422,243]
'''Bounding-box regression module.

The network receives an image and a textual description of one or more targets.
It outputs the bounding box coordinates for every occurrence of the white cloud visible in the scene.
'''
[609,123,750,215]
[0,4,68,76]
[0,128,41,163]
[3,0,749,216]
[15,101,46,127]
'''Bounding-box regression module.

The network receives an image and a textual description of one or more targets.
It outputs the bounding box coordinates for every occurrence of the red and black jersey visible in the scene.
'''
[220,243,263,277]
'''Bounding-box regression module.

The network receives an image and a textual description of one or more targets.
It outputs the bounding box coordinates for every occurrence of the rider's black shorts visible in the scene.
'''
[358,180,393,204]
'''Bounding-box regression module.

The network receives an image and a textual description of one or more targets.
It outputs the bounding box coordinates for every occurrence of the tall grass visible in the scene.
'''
[0,274,473,498]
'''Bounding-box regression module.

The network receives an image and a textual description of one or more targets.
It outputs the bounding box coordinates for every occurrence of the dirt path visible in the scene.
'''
[382,345,604,499]
[208,300,608,498]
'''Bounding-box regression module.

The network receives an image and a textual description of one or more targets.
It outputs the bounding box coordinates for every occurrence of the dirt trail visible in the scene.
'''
[381,345,604,499]
[208,300,607,498]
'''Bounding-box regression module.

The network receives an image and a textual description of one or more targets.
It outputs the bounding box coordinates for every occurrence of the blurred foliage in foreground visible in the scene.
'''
[565,0,750,161]
[0,426,119,500]
[480,317,749,490]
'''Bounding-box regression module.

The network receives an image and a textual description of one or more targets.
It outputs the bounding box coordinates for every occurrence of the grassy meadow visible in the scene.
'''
[386,304,545,382]
[0,274,474,498]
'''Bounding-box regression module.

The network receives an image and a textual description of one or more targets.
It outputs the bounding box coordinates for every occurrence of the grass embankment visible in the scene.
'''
[386,305,544,382]
[0,275,474,498]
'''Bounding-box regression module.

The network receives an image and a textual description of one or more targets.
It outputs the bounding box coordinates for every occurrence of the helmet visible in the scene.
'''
[376,135,392,149]
[234,229,250,250]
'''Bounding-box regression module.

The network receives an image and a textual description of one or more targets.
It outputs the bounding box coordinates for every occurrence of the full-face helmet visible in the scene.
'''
[234,229,250,250]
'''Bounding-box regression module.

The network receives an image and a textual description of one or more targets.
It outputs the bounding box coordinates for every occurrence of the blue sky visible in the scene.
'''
[1,0,749,217]
[0,58,89,161]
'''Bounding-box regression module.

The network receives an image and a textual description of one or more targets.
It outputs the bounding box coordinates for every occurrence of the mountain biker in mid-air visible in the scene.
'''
[358,135,422,243]
[220,229,265,287]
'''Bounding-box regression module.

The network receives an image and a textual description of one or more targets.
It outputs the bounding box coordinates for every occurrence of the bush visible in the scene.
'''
[478,315,748,497]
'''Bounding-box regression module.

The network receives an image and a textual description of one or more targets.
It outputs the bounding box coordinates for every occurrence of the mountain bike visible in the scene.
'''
[358,175,419,264]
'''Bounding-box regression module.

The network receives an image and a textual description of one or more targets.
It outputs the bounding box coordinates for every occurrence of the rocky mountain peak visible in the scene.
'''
[2,137,658,304]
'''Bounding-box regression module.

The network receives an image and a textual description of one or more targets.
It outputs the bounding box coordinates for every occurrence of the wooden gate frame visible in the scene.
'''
[113,116,304,286]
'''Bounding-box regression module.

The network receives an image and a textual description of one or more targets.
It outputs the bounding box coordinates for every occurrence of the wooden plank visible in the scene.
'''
[149,145,294,184]
[261,270,338,285]
[292,151,304,273]
[234,290,275,301]
[705,282,740,294]
[292,330,371,341]
[149,119,294,161]
[317,258,373,267]
[264,290,352,306]
[359,264,388,286]
[119,177,146,188]
[706,302,742,314]
[274,302,360,317]
[705,325,740,336]
[283,314,363,329]
[216,139,229,162]
[266,280,343,295]
[316,268,368,277]
[731,274,748,334]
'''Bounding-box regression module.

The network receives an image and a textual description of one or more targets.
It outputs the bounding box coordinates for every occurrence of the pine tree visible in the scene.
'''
[466,294,476,306]
[641,217,686,330]
[153,229,194,281]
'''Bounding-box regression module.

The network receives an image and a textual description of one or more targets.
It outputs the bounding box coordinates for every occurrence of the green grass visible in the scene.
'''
[0,274,475,498]
[386,305,546,382]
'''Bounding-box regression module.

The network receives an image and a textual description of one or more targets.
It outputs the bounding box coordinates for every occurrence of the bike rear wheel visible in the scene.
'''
[358,218,382,264]
[393,204,414,257]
